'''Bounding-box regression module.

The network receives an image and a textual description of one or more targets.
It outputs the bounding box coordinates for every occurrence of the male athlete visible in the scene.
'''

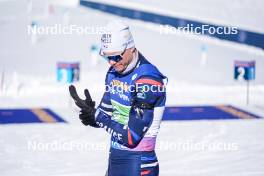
[69,20,167,176]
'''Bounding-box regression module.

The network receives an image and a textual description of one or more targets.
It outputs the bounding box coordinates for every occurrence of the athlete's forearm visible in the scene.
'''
[95,108,152,148]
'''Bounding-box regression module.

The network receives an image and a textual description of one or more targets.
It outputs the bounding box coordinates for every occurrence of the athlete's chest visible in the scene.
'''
[108,72,138,106]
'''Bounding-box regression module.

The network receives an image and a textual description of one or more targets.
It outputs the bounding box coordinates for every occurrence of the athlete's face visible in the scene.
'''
[104,48,136,73]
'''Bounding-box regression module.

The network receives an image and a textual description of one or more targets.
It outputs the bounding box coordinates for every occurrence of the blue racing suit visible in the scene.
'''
[95,52,167,176]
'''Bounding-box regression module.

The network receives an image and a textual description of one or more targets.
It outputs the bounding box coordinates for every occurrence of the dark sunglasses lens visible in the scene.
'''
[107,55,122,62]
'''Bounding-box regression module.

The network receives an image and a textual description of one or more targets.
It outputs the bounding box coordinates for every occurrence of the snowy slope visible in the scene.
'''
[0,1,264,176]
[1,2,264,107]
[88,0,264,33]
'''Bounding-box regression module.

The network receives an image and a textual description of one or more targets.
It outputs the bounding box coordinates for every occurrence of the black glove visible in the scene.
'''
[69,85,97,127]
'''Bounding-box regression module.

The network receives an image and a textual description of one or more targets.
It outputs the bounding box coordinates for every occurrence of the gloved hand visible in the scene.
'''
[69,85,97,127]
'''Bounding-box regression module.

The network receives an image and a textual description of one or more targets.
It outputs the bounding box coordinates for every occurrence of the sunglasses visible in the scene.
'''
[105,49,126,62]
[100,44,127,62]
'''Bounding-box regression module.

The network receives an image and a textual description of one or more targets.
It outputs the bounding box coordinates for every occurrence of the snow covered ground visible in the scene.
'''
[0,0,264,175]
[1,113,264,176]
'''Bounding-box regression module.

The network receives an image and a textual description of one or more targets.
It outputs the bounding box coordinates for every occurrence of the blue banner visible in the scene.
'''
[162,106,261,120]
[0,109,67,124]
[80,0,264,50]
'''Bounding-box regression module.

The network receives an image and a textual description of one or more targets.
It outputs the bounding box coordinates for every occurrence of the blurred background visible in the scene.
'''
[0,0,264,175]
